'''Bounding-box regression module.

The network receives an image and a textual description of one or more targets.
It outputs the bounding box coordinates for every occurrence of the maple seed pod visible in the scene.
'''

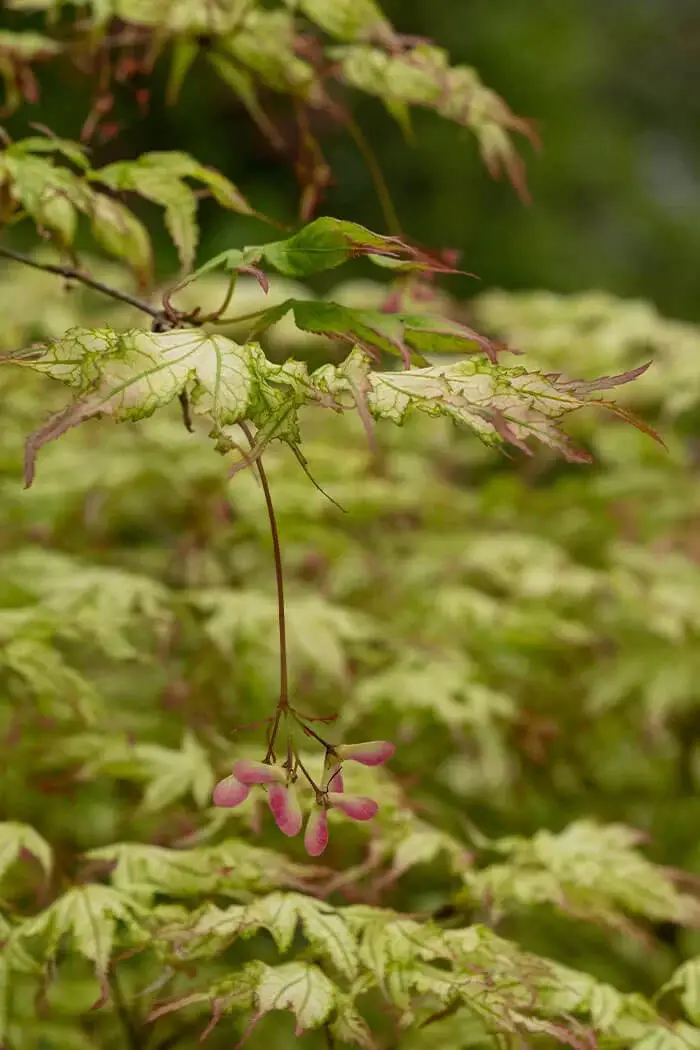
[304,807,329,857]
[212,776,251,808]
[322,752,344,793]
[268,782,303,837]
[327,793,378,821]
[325,765,344,793]
[335,741,395,767]
[233,759,286,785]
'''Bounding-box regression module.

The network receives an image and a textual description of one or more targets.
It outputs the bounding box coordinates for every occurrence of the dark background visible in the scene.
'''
[3,0,700,319]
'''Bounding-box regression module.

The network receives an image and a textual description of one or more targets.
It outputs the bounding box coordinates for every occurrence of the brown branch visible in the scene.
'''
[0,244,163,320]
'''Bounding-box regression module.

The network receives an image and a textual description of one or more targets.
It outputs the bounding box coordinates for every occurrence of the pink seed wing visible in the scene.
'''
[304,808,329,856]
[233,759,285,785]
[268,782,302,837]
[212,776,251,808]
[323,758,344,793]
[327,793,378,821]
[337,741,395,766]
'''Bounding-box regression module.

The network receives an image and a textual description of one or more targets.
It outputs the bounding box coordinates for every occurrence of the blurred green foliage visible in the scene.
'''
[3,1,700,1048]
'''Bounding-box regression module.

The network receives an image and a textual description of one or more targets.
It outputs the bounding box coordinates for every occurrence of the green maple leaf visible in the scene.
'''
[284,0,392,42]
[70,731,214,812]
[188,216,457,285]
[0,823,52,883]
[222,10,318,96]
[91,151,252,268]
[6,323,654,486]
[20,885,145,977]
[255,961,339,1033]
[12,327,267,485]
[331,42,534,195]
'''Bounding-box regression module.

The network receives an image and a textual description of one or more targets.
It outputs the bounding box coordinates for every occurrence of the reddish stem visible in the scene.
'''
[239,423,289,760]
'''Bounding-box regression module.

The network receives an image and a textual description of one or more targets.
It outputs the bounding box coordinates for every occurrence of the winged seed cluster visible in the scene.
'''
[213,739,394,855]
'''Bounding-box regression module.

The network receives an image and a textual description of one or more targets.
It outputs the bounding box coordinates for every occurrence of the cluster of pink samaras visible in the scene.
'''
[212,740,395,856]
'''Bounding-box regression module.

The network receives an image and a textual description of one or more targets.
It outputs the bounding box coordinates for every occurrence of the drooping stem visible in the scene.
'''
[239,423,289,712]
[296,716,332,750]
[205,271,237,322]
[0,244,162,319]
[208,304,273,327]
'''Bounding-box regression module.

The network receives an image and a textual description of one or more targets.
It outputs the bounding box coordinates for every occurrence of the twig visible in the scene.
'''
[345,114,402,236]
[0,244,162,320]
[238,423,289,716]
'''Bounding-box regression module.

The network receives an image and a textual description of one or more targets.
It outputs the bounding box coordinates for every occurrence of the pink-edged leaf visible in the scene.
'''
[148,992,210,1022]
[268,782,302,837]
[335,741,395,767]
[212,775,251,808]
[549,361,651,395]
[233,759,286,785]
[304,808,329,857]
[240,264,269,293]
[327,793,378,821]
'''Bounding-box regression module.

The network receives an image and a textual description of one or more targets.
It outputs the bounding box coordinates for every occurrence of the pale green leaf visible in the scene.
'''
[88,840,308,901]
[92,159,197,268]
[11,325,653,486]
[71,732,214,812]
[0,822,52,881]
[1,638,101,723]
[137,734,214,812]
[253,961,338,1032]
[285,0,392,42]
[3,153,87,245]
[329,998,376,1048]
[20,885,143,974]
[243,893,302,953]
[223,10,318,96]
[390,827,471,879]
[295,896,358,979]
[0,29,61,59]
[89,194,153,283]
[331,42,532,193]
[10,135,89,170]
[661,959,700,1025]
[207,54,282,143]
[91,151,251,268]
[463,821,700,927]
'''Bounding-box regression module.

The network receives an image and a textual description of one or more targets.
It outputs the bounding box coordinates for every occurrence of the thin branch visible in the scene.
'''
[208,303,274,327]
[295,754,322,795]
[288,442,347,512]
[345,114,402,236]
[202,271,237,322]
[0,244,162,320]
[296,717,332,750]
[239,423,289,712]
